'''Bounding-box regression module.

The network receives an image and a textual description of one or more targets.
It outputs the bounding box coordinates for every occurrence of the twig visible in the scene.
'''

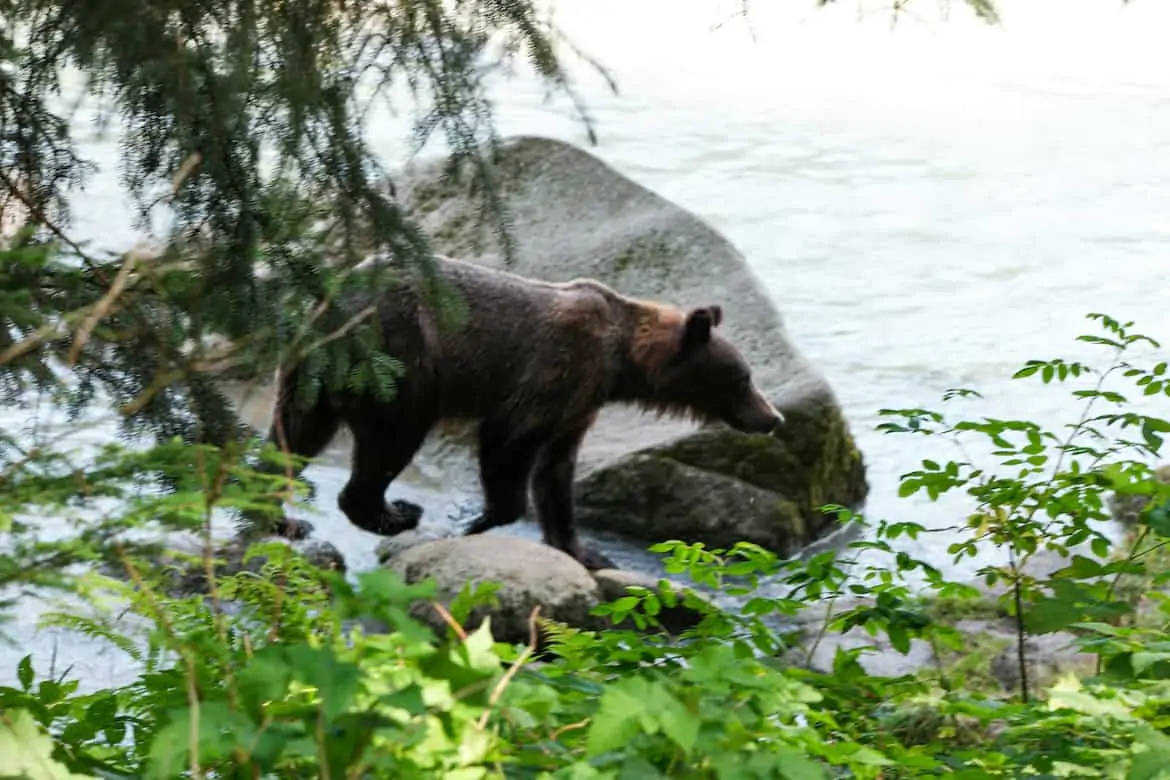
[803,593,840,669]
[171,151,203,199]
[1009,547,1030,704]
[115,334,266,416]
[314,706,332,780]
[186,664,204,780]
[0,167,94,261]
[272,371,297,501]
[550,717,590,741]
[295,304,378,359]
[476,605,542,730]
[66,251,139,366]
[0,319,73,364]
[115,543,204,775]
[430,601,468,641]
[196,440,243,711]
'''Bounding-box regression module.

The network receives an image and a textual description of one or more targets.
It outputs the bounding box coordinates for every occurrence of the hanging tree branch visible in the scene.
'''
[0,0,615,454]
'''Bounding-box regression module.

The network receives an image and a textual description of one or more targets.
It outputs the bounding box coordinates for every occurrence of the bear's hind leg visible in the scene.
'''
[338,419,430,536]
[464,421,547,535]
[530,419,615,571]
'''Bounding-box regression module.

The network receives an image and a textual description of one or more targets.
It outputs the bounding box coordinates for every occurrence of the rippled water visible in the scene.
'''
[4,0,1170,686]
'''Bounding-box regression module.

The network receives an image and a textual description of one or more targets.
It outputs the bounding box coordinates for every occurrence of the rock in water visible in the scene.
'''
[111,534,347,598]
[396,135,868,556]
[386,536,602,644]
[1107,461,1170,527]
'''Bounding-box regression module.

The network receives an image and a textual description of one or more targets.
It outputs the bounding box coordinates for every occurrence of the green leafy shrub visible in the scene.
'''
[2,312,1170,778]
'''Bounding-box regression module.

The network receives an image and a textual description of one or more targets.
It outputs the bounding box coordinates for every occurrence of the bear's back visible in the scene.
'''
[409,257,624,423]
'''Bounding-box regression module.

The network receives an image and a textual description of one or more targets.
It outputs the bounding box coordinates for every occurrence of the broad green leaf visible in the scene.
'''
[17,655,33,692]
[1127,752,1170,780]
[285,644,362,721]
[1025,598,1085,634]
[84,694,118,729]
[586,677,698,757]
[1145,501,1170,538]
[617,755,667,780]
[655,695,699,756]
[1134,724,1170,752]
[1056,555,1106,579]
[847,746,895,766]
[586,694,639,757]
[1132,652,1170,675]
[553,764,611,780]
[381,683,427,716]
[419,618,502,707]
[146,702,259,779]
[775,746,829,780]
[236,647,293,719]
[0,709,92,780]
[1046,674,1134,719]
[887,624,910,654]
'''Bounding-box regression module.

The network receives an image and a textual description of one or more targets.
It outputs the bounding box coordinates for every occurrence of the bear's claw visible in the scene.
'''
[373,499,423,536]
[574,544,616,571]
[462,513,502,535]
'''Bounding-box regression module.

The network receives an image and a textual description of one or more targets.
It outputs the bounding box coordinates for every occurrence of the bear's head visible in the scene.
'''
[640,305,784,435]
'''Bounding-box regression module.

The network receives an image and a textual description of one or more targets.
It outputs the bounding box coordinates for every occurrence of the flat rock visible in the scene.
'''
[386,535,602,645]
[375,527,449,564]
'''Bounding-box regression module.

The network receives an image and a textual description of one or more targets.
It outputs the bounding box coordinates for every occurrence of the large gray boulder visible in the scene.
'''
[394,135,868,557]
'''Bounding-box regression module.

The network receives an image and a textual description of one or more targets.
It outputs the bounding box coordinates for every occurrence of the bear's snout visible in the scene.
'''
[731,387,785,436]
[741,407,784,435]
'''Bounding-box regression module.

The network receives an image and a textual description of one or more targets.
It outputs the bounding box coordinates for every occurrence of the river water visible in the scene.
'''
[3,0,1170,687]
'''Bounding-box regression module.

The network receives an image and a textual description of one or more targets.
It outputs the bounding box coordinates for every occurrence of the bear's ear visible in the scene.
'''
[682,307,717,350]
[708,305,723,328]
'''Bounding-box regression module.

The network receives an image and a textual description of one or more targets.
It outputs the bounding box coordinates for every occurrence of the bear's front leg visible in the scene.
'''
[338,425,429,536]
[530,424,616,571]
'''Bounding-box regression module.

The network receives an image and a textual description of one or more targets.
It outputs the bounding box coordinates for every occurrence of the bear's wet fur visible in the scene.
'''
[264,255,783,569]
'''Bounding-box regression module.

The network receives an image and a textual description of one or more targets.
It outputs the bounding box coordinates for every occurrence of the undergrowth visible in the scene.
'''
[2,312,1169,778]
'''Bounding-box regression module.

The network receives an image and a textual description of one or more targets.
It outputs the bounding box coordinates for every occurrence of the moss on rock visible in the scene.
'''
[573,453,811,554]
[613,398,867,551]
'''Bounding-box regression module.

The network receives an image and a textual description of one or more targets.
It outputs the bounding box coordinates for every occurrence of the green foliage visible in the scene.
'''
[0,311,1169,778]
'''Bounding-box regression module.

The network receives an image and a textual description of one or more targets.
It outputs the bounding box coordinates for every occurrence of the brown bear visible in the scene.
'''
[263,255,783,570]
